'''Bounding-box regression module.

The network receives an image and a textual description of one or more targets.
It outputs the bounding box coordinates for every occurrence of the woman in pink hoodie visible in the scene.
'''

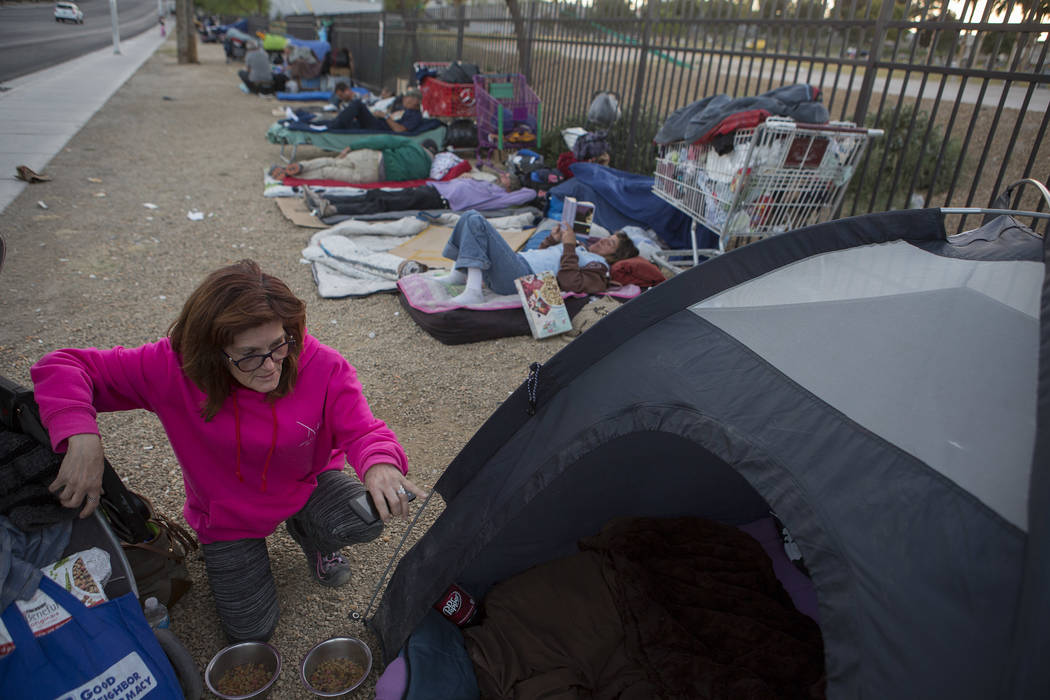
[30,259,424,642]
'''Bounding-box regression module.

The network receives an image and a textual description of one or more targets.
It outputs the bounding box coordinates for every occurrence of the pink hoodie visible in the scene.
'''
[30,332,407,544]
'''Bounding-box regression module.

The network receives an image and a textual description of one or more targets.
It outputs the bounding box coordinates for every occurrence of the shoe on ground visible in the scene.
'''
[301,185,331,218]
[397,259,430,278]
[16,165,51,183]
[286,520,352,587]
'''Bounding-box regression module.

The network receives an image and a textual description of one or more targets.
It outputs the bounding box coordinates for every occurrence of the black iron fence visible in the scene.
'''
[286,0,1047,225]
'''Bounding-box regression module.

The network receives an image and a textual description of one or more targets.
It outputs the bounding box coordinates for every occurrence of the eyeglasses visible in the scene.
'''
[224,337,295,372]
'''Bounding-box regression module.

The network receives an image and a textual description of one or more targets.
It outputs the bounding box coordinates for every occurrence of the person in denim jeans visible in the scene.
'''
[435,210,638,305]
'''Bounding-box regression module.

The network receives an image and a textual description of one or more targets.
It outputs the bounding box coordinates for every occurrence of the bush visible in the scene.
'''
[539,107,667,176]
[847,103,963,211]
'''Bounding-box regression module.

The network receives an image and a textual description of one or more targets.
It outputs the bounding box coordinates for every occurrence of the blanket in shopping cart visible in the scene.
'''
[654,83,829,146]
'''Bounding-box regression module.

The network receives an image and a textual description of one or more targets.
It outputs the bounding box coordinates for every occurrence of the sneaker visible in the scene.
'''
[301,186,332,218]
[396,259,429,278]
[286,520,352,587]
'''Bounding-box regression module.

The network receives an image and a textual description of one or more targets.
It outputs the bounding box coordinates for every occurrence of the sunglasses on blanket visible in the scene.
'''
[223,337,295,372]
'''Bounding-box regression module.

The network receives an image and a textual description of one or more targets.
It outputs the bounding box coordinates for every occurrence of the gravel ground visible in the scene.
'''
[0,38,565,698]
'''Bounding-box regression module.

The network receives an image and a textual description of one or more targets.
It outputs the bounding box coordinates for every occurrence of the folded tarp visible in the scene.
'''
[547,162,701,250]
[276,90,332,102]
[287,37,330,61]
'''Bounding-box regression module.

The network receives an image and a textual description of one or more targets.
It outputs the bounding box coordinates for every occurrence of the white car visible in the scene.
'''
[54,2,84,23]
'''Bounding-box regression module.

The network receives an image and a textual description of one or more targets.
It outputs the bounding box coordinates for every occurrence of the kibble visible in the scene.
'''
[215,662,271,696]
[308,657,365,693]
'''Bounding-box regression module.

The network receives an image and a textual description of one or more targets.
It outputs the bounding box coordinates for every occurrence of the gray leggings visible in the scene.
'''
[200,470,382,642]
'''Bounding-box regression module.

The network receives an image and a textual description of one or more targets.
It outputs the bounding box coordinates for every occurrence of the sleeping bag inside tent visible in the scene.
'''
[369,206,1048,699]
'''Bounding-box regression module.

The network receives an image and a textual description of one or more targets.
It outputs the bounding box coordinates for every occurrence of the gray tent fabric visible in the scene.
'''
[369,208,1047,699]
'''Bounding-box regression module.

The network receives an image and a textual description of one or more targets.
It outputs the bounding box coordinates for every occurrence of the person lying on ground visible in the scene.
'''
[302,170,536,217]
[270,137,438,184]
[327,84,424,133]
[239,40,287,93]
[31,259,425,644]
[434,210,640,305]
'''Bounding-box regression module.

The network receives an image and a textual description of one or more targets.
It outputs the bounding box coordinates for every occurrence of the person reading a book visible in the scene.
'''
[30,259,426,644]
[435,210,639,305]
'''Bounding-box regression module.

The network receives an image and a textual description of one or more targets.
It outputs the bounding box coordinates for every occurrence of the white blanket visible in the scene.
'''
[301,212,544,299]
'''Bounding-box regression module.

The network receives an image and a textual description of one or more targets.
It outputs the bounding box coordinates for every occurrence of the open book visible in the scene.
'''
[514,271,573,339]
[561,196,595,236]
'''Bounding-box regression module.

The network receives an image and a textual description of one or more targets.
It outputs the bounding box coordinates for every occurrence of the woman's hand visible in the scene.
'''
[49,433,105,518]
[561,223,577,246]
[362,463,426,521]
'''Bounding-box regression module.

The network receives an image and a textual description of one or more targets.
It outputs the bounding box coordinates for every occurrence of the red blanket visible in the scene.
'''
[281,159,471,190]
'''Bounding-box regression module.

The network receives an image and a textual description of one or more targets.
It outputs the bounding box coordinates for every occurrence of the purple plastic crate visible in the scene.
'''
[473,73,541,150]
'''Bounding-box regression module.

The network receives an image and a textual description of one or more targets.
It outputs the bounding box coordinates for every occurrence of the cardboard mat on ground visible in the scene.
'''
[387,226,534,269]
[276,197,328,229]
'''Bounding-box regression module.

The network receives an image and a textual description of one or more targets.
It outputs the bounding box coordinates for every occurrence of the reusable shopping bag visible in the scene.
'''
[0,575,182,700]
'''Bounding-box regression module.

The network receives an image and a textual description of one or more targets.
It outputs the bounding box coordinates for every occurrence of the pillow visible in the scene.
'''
[430,151,467,180]
[439,159,472,181]
[611,256,664,288]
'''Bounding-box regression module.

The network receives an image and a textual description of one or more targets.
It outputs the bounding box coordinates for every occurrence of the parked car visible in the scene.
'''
[54,2,84,23]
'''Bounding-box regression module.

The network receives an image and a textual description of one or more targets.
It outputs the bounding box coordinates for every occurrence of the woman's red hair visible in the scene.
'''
[169,260,306,420]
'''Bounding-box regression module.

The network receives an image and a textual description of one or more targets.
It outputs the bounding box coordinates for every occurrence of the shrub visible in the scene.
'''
[847,103,963,211]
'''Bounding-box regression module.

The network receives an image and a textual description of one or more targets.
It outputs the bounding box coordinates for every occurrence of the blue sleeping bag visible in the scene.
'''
[547,163,706,250]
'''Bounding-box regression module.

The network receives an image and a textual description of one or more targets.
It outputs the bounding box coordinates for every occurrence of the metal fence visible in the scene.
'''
[296,0,1048,227]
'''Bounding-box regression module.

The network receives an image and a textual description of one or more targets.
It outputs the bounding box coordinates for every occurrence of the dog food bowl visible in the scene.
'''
[299,636,372,697]
[204,641,281,699]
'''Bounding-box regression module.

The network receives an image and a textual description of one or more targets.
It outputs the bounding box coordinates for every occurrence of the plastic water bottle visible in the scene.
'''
[143,596,170,630]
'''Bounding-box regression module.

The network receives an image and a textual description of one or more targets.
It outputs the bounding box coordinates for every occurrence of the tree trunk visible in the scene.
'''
[176,0,198,64]
[504,0,531,79]
[398,0,421,70]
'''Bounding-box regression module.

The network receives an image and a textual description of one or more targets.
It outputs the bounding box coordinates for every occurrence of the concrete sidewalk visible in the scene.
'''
[0,25,171,214]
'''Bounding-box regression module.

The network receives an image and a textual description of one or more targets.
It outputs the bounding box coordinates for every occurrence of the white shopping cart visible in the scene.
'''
[652,116,882,272]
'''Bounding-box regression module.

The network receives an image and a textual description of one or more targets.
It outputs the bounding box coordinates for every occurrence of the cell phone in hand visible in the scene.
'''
[349,489,416,525]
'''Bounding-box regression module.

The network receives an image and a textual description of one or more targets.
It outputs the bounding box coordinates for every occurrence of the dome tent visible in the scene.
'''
[369,202,1048,698]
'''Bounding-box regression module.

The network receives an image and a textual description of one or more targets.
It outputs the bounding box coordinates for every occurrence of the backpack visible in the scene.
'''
[443,119,478,149]
[572,130,610,161]
[524,167,565,191]
[438,61,480,84]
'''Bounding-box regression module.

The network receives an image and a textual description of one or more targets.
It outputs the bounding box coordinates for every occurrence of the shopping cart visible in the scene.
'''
[473,73,542,156]
[652,116,882,271]
[414,61,477,119]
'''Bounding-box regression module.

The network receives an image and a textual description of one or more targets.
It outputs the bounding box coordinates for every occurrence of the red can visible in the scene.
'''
[434,583,478,626]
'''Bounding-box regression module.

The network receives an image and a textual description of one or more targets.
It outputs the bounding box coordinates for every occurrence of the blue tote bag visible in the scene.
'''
[0,575,182,700]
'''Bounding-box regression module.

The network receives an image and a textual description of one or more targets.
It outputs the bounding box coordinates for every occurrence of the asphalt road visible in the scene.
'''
[0,0,162,83]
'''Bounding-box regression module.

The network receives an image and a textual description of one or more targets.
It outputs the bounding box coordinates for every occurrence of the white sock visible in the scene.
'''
[465,267,483,293]
[451,268,485,305]
[451,287,485,305]
[435,268,467,285]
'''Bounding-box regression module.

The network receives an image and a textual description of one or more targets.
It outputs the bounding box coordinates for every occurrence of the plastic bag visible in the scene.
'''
[586,91,621,127]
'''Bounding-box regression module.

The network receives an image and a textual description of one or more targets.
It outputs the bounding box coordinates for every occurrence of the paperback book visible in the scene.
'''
[514,271,572,339]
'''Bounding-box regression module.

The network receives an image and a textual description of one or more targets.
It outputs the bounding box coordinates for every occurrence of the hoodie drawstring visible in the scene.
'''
[232,391,278,492]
